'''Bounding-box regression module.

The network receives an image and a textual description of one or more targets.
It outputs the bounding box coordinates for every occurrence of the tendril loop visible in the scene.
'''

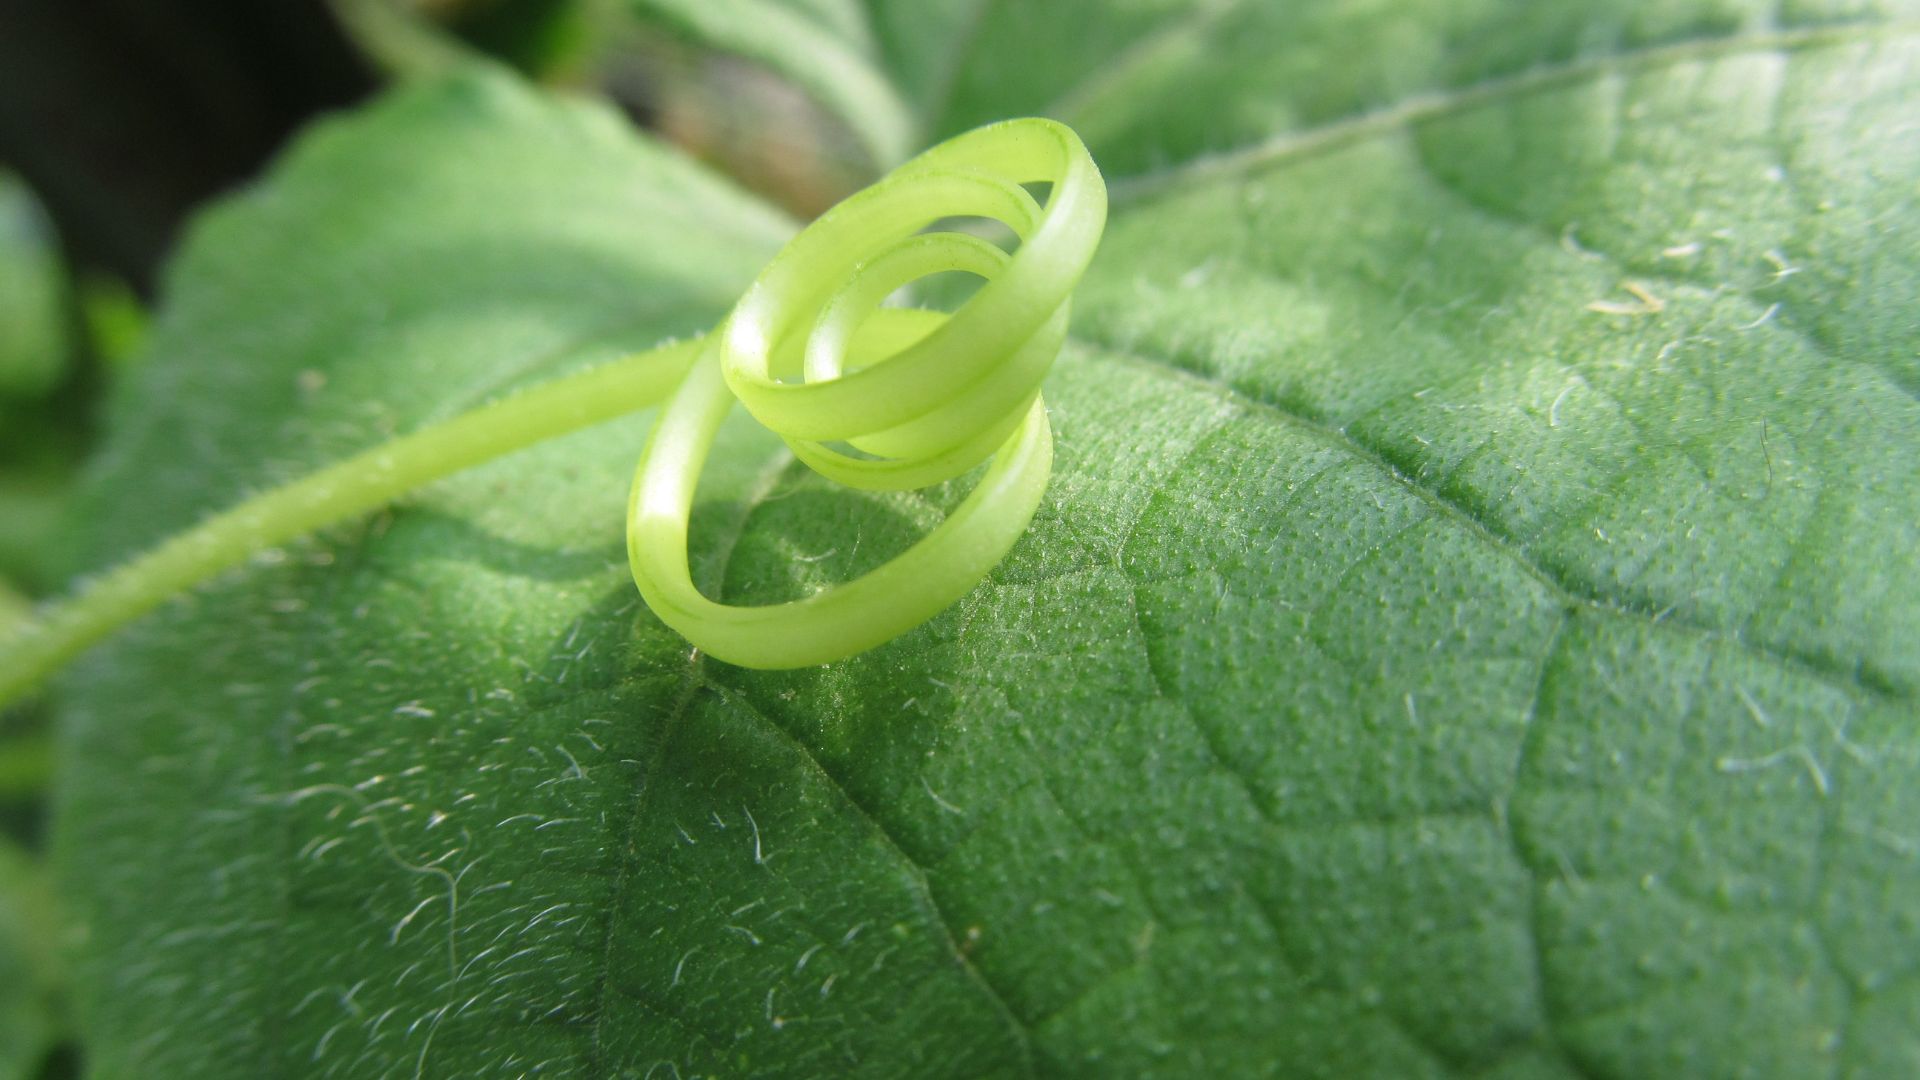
[627,118,1106,668]
[0,119,1105,707]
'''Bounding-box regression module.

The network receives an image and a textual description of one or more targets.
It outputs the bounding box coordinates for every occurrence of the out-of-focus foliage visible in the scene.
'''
[0,834,61,1080]
[0,174,67,401]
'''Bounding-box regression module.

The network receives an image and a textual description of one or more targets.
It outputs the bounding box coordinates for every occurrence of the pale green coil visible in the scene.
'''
[0,118,1105,705]
[627,118,1106,668]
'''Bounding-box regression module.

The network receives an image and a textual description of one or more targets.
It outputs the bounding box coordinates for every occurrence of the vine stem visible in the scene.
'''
[1,117,1106,702]
[0,338,702,708]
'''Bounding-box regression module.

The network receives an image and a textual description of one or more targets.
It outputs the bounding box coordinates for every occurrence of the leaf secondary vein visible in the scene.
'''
[1078,335,1910,706]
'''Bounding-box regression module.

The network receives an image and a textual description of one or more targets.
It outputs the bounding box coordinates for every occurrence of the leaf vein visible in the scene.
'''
[700,681,1040,1075]
[1079,336,1906,706]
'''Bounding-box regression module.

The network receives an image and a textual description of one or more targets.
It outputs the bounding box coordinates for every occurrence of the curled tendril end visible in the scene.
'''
[0,119,1105,708]
[627,117,1107,669]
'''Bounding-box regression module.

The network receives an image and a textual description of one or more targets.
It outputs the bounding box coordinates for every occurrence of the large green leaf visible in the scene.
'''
[51,2,1920,1076]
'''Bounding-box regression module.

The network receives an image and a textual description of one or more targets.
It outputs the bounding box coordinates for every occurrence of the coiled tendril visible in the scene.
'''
[630,118,1106,668]
[0,119,1104,706]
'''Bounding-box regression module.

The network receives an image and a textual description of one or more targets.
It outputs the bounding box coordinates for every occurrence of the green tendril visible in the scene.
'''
[630,118,1105,667]
[0,118,1105,706]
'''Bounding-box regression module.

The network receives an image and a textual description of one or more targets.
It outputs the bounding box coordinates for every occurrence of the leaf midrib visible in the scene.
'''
[584,445,795,1070]
[1101,18,1918,203]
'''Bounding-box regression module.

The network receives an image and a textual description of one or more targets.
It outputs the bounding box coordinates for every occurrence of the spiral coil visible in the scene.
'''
[626,118,1107,668]
[0,118,1105,705]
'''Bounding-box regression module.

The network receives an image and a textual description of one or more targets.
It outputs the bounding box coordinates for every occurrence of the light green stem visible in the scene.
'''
[0,117,1107,703]
[0,339,701,707]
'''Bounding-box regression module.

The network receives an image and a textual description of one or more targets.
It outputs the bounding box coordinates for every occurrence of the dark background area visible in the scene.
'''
[0,0,376,295]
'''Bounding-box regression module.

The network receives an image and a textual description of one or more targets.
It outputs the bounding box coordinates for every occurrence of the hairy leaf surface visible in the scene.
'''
[53,3,1920,1077]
